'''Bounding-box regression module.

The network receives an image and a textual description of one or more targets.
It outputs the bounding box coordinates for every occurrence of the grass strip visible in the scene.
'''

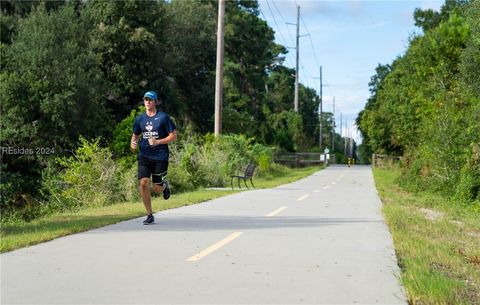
[373,168,480,305]
[1,165,322,253]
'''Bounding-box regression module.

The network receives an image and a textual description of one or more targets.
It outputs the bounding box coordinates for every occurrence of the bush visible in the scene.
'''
[118,164,140,202]
[0,167,37,222]
[111,106,145,162]
[455,144,480,202]
[250,143,276,175]
[49,137,122,209]
[168,133,276,189]
[168,139,200,192]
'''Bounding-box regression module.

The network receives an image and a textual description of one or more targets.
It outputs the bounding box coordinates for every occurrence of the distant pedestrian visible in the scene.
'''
[130,91,177,225]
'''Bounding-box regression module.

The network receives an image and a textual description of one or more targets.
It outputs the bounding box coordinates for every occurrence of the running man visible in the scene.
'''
[130,91,177,225]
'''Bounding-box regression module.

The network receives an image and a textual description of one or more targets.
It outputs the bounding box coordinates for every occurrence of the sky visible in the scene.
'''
[257,0,444,144]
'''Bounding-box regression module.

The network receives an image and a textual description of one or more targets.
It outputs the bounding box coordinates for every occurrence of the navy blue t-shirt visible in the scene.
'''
[133,111,176,161]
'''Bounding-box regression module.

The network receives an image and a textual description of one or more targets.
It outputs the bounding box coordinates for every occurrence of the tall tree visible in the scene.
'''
[1,3,111,151]
[84,0,170,121]
[357,0,479,197]
[163,0,217,132]
[223,0,286,137]
[0,3,112,208]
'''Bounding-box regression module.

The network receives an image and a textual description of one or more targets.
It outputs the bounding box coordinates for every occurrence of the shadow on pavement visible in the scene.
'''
[90,215,385,233]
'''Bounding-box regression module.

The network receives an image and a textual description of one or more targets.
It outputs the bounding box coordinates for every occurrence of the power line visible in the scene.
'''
[271,0,296,49]
[264,0,290,48]
[300,66,312,88]
[262,1,294,67]
[263,1,318,92]
[300,15,320,68]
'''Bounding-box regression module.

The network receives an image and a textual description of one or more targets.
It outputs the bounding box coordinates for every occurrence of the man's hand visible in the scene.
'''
[130,133,139,151]
[148,138,160,146]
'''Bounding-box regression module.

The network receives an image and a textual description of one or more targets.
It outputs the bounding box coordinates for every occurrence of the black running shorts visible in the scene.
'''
[137,156,168,185]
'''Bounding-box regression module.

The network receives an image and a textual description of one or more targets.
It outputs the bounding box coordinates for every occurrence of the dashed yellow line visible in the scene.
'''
[186,232,243,262]
[297,194,310,201]
[323,185,330,189]
[266,206,288,217]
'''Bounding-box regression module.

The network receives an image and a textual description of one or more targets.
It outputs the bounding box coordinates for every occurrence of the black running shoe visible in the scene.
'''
[143,214,154,225]
[163,180,171,200]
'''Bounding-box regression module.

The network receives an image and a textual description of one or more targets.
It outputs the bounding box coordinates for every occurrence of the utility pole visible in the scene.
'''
[339,112,342,156]
[332,96,335,152]
[294,5,300,112]
[340,113,342,139]
[319,66,322,149]
[287,6,309,113]
[214,0,225,136]
[313,66,328,150]
[344,119,348,156]
[350,128,354,157]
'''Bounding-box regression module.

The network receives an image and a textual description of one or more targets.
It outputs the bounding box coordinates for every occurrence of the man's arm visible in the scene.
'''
[148,130,177,146]
[131,133,140,151]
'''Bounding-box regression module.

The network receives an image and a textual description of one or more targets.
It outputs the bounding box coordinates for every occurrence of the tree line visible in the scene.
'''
[356,0,479,202]
[1,0,352,215]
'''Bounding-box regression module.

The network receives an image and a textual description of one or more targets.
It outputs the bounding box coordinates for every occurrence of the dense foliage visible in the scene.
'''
[357,0,480,202]
[1,0,351,221]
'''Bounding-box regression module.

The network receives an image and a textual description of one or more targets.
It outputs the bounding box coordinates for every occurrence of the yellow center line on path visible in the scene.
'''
[297,194,310,201]
[323,185,330,189]
[186,232,243,262]
[266,206,288,217]
[331,181,337,185]
[313,190,320,193]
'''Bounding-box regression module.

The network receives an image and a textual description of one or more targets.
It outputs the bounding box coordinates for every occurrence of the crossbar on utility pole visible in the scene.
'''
[214,0,225,136]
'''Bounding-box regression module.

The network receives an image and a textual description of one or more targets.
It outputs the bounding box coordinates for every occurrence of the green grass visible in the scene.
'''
[1,165,322,253]
[254,165,324,188]
[373,168,480,305]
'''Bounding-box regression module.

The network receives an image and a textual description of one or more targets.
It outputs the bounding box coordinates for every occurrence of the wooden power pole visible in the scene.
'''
[294,5,300,112]
[214,0,225,136]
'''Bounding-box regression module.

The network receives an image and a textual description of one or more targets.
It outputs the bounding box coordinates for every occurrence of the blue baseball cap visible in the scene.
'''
[143,91,158,100]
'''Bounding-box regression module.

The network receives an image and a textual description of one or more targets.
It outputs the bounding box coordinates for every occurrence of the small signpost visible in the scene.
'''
[323,148,330,166]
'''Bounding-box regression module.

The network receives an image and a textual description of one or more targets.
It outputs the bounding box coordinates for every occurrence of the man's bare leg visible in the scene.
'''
[152,183,166,194]
[140,178,153,215]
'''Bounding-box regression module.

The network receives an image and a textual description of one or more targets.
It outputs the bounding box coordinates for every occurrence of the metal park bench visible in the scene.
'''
[230,164,256,190]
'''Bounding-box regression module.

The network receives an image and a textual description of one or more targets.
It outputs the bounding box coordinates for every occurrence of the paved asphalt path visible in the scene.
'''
[1,165,406,305]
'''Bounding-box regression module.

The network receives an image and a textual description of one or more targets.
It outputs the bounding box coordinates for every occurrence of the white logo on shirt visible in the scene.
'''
[143,121,158,139]
[146,122,153,132]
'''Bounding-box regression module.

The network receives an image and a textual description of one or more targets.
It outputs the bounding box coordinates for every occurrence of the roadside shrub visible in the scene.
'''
[0,159,55,223]
[455,144,480,202]
[0,167,23,220]
[52,137,122,209]
[250,143,275,175]
[111,106,145,167]
[168,140,198,192]
[118,164,140,202]
[0,168,41,222]
[168,133,271,189]
[205,134,252,180]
